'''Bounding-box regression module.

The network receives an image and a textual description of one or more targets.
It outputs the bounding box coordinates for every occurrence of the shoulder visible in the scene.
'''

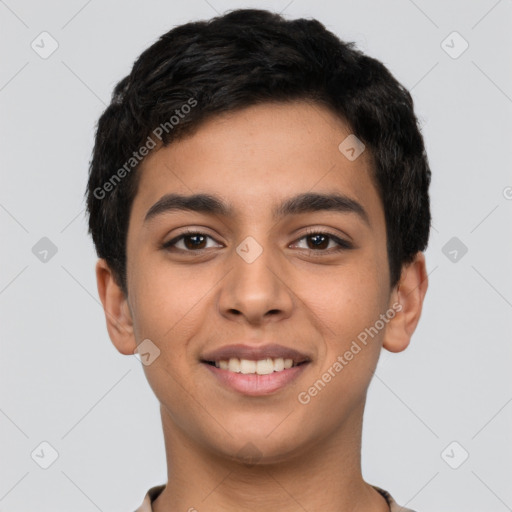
[134,484,166,512]
[372,485,419,512]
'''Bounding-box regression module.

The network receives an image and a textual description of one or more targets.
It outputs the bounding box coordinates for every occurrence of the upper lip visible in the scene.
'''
[200,343,312,363]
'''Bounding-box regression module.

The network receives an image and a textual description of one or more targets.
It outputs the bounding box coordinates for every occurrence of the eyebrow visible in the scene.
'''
[144,192,370,226]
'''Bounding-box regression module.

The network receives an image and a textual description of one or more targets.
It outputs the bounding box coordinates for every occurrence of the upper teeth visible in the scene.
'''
[215,357,295,374]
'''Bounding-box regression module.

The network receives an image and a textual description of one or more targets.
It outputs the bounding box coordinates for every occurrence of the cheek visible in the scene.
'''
[129,263,207,418]
[128,252,201,343]
[299,261,388,392]
[302,261,386,338]
[296,297,386,432]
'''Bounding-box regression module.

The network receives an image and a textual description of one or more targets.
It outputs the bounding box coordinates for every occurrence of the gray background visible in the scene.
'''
[1,0,511,510]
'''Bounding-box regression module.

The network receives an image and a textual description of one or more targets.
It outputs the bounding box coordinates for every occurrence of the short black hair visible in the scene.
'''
[85,8,431,296]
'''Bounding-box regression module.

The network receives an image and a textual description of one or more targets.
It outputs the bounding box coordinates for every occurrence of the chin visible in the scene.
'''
[204,425,312,466]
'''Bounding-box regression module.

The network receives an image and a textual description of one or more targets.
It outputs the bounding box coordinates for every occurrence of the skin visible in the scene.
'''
[96,100,428,512]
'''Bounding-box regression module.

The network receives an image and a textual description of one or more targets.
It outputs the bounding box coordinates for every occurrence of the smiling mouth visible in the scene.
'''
[202,357,309,375]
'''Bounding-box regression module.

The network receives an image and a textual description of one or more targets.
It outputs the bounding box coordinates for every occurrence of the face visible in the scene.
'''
[117,101,405,461]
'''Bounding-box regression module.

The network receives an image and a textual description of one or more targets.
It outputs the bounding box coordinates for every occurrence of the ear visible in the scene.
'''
[382,252,428,353]
[95,259,137,355]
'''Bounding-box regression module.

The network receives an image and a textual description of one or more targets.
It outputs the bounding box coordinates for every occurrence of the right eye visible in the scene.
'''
[162,230,223,253]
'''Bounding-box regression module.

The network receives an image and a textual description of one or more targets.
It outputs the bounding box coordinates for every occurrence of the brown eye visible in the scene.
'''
[163,232,222,252]
[305,233,330,250]
[293,231,353,252]
[182,234,208,250]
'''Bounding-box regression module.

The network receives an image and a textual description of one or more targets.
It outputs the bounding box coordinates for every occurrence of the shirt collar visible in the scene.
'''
[135,484,418,512]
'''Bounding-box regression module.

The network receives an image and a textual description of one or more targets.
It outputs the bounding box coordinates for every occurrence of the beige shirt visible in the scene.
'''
[134,484,417,511]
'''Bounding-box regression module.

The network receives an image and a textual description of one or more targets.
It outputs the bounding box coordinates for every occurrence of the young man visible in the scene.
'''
[86,9,430,512]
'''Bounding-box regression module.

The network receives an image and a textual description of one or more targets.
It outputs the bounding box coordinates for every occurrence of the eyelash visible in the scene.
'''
[161,228,354,255]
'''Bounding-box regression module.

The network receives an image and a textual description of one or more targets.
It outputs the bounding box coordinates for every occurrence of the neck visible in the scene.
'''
[153,402,389,512]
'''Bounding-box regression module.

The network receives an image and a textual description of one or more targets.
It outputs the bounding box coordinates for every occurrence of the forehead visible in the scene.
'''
[129,101,383,227]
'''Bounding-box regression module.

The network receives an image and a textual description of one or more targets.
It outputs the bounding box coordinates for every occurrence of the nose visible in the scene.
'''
[217,240,294,326]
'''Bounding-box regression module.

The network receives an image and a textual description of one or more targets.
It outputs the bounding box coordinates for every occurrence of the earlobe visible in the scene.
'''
[382,252,429,353]
[95,259,137,356]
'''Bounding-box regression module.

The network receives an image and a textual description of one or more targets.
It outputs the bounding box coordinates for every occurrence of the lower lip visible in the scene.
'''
[202,362,309,396]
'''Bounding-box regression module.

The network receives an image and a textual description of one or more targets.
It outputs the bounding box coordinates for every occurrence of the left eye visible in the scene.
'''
[292,232,353,252]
